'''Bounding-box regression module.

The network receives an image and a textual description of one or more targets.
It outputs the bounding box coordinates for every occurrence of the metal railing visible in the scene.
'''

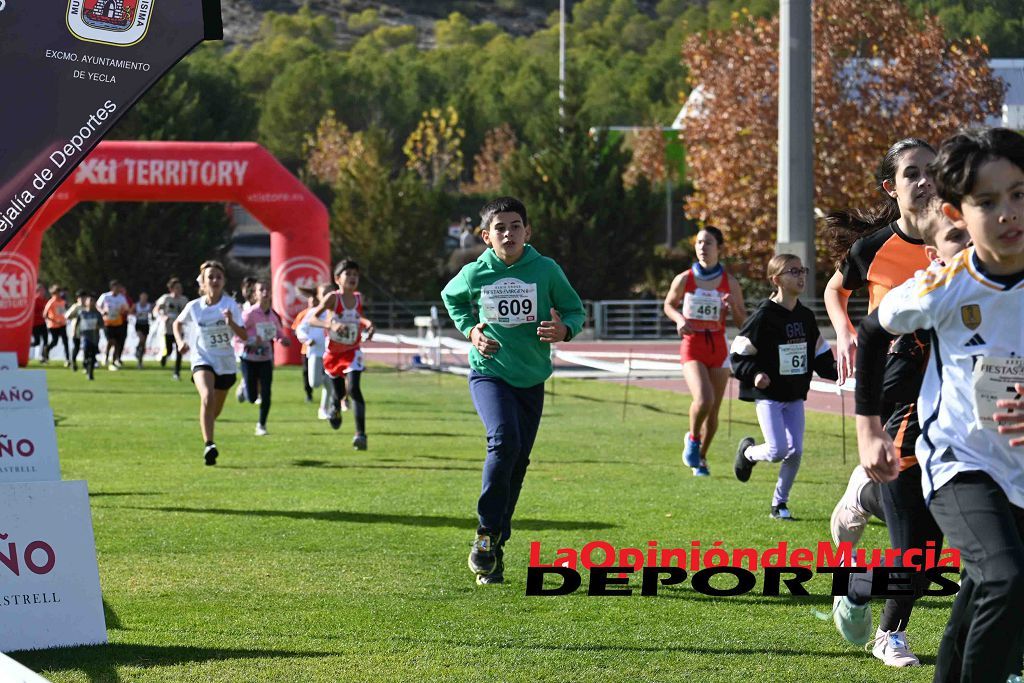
[362,298,864,339]
[591,298,869,339]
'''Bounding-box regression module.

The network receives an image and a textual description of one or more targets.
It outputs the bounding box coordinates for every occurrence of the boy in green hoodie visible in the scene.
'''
[442,196,586,585]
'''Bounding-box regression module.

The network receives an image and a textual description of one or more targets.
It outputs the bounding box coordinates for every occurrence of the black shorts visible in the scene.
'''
[191,365,237,391]
[104,324,127,341]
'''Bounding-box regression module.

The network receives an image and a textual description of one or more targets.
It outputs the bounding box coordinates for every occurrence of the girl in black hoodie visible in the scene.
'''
[731,254,839,519]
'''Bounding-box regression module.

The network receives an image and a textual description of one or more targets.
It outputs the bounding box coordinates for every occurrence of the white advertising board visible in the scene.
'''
[0,652,53,682]
[0,408,60,483]
[0,481,106,652]
[0,370,48,410]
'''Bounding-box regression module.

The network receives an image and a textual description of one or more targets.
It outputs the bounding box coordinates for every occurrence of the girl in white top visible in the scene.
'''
[173,260,247,466]
[296,283,333,420]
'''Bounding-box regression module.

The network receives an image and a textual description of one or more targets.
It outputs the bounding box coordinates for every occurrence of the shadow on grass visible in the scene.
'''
[121,505,614,531]
[553,391,677,416]
[379,431,478,439]
[90,492,163,498]
[103,599,123,630]
[11,643,336,683]
[291,459,479,472]
[393,635,911,661]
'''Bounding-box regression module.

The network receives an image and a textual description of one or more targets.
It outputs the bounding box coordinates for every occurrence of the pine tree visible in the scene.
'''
[501,87,660,299]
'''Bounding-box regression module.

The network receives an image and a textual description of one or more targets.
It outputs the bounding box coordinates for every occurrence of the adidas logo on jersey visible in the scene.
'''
[965,333,987,347]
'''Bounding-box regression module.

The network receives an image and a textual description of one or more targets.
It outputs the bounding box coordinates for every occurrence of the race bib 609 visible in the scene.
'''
[480,279,538,327]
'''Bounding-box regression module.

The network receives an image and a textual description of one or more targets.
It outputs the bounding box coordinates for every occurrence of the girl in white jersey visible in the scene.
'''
[156,278,189,380]
[173,260,247,466]
[296,283,333,420]
[868,128,1024,683]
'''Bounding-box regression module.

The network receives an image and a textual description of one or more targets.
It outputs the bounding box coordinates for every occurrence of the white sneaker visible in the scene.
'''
[869,629,920,667]
[340,397,350,413]
[254,397,262,405]
[317,408,330,420]
[254,424,268,437]
[831,466,871,546]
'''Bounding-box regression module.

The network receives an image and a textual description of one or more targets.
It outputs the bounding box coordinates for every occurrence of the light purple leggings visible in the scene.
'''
[746,399,804,506]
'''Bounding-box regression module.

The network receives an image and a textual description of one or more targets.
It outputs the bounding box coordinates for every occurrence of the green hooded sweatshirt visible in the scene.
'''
[441,245,585,388]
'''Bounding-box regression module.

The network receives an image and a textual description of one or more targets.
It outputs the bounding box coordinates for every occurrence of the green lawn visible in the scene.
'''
[10,364,950,682]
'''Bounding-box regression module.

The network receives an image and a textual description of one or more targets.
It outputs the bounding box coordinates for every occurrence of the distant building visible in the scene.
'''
[226,204,270,262]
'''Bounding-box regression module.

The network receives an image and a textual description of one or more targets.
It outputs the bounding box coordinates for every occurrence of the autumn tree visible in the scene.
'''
[306,111,448,298]
[680,0,1004,277]
[623,126,672,189]
[461,123,518,195]
[403,106,466,190]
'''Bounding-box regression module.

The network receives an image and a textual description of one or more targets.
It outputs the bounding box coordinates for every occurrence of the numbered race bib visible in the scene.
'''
[778,342,808,376]
[104,306,122,322]
[329,322,360,346]
[479,278,538,328]
[200,321,232,351]
[971,356,1024,430]
[255,322,277,342]
[79,318,98,332]
[681,288,723,332]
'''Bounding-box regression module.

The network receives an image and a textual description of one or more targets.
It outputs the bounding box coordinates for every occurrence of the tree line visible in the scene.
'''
[40,0,1017,301]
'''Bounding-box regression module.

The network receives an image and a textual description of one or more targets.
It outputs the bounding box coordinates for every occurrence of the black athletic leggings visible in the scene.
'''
[45,326,69,361]
[848,465,944,631]
[241,359,273,426]
[135,324,150,361]
[301,354,313,399]
[329,371,365,435]
[31,324,47,349]
[162,334,182,374]
[104,324,126,362]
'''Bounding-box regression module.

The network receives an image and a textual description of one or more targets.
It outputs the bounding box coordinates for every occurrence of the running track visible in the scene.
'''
[362,338,853,417]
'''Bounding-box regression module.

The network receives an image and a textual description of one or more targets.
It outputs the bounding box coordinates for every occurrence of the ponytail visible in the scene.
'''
[824,137,935,266]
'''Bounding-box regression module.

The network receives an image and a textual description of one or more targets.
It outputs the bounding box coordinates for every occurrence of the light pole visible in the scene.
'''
[559,0,566,118]
[777,0,816,294]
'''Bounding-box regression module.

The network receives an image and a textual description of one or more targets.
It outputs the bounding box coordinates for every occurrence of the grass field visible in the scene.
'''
[9,363,953,683]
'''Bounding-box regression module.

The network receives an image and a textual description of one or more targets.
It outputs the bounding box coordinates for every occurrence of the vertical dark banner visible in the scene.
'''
[0,0,222,251]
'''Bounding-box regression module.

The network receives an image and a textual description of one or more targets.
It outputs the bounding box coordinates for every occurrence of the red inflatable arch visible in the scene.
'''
[0,141,330,367]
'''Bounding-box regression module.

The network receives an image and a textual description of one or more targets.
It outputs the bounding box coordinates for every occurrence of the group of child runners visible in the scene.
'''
[32,280,162,374]
[39,125,1022,682]
[657,128,1024,682]
[436,130,1023,682]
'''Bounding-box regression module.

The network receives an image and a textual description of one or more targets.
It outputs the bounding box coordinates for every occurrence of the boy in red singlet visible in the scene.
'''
[308,260,375,450]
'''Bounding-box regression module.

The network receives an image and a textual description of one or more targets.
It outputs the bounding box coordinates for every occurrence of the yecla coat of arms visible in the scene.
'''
[67,0,153,46]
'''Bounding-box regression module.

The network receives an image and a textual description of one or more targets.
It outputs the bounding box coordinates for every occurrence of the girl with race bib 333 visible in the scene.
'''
[663,227,748,476]
[173,260,247,466]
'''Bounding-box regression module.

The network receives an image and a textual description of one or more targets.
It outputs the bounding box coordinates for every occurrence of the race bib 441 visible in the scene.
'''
[480,279,538,327]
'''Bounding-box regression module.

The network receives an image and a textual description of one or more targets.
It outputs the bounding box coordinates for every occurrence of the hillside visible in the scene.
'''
[219,0,659,48]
